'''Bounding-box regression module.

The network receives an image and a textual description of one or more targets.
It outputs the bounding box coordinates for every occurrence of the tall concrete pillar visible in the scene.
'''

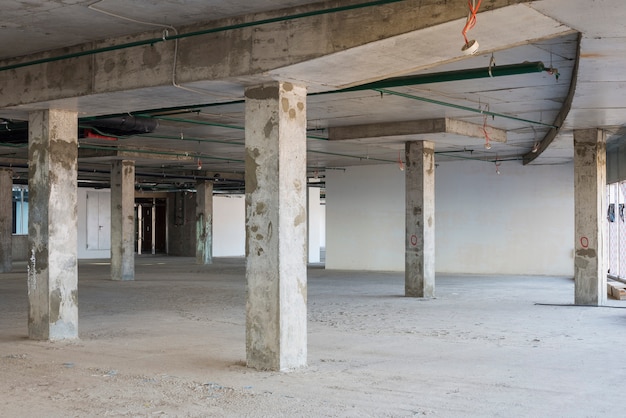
[0,168,12,273]
[574,129,607,306]
[196,180,213,265]
[27,109,78,341]
[405,140,436,298]
[111,160,135,281]
[245,82,308,371]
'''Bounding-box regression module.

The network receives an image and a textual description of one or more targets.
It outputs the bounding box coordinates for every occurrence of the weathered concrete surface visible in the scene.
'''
[0,1,543,112]
[405,141,435,298]
[27,109,78,341]
[0,168,12,273]
[167,192,197,257]
[196,180,213,265]
[328,118,507,143]
[245,82,307,371]
[110,160,135,281]
[573,129,607,306]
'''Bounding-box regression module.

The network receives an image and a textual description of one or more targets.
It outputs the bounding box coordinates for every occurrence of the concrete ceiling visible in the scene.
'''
[1,0,624,190]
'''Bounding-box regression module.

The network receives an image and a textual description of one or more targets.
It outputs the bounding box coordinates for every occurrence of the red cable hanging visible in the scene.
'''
[462,0,482,46]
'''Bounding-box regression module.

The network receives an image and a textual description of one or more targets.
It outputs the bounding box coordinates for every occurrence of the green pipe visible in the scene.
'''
[142,115,244,131]
[138,114,329,140]
[320,62,548,94]
[373,88,558,128]
[0,0,406,73]
[78,144,245,163]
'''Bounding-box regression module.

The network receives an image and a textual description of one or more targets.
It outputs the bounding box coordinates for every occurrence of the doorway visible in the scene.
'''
[135,198,167,254]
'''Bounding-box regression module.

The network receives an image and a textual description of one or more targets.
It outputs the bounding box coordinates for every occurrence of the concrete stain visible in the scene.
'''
[49,288,62,323]
[256,202,267,214]
[245,148,260,193]
[281,97,290,113]
[263,118,276,138]
[283,82,294,92]
[297,102,304,111]
[577,248,597,258]
[142,46,162,68]
[104,59,115,73]
[267,221,273,241]
[246,85,279,100]
[294,206,306,227]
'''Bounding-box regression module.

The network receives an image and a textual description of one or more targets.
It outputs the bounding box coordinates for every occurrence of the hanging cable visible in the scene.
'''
[461,0,481,55]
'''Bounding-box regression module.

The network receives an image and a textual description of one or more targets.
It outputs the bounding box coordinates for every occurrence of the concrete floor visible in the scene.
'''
[1,257,625,417]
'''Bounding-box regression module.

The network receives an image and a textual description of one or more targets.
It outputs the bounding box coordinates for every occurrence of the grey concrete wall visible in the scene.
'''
[11,235,28,261]
[167,192,196,257]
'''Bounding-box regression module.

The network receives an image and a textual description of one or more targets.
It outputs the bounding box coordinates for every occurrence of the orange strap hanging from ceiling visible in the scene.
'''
[462,0,482,46]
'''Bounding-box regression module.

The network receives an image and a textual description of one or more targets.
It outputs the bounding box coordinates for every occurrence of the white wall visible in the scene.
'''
[308,187,322,263]
[326,160,575,276]
[78,188,111,259]
[326,164,405,271]
[213,195,245,257]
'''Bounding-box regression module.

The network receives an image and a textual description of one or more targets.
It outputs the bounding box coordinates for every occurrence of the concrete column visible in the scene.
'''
[245,82,308,371]
[111,160,135,281]
[27,109,78,341]
[405,140,436,298]
[574,129,607,306]
[196,180,213,265]
[0,168,12,273]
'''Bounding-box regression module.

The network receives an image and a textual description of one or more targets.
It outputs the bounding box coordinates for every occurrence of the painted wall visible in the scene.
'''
[308,187,322,263]
[326,160,575,276]
[78,188,111,259]
[213,195,245,257]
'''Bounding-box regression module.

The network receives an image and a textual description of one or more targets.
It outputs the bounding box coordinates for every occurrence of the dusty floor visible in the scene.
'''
[1,256,625,417]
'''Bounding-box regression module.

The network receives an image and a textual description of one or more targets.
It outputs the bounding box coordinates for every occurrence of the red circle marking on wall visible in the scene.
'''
[410,235,418,246]
[580,237,589,248]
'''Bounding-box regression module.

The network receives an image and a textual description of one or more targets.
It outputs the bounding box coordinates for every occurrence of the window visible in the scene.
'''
[12,186,28,235]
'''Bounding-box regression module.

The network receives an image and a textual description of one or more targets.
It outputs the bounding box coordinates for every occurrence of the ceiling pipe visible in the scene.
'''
[82,60,559,129]
[0,0,406,73]
[316,61,552,94]
[373,88,558,128]
[523,33,581,164]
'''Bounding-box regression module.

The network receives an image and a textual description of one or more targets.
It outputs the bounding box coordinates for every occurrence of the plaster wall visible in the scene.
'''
[213,195,245,257]
[78,188,111,259]
[326,160,575,276]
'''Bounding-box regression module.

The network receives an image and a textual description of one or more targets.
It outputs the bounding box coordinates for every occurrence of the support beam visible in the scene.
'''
[245,82,307,371]
[196,180,213,265]
[111,160,135,281]
[405,141,436,298]
[574,129,607,306]
[0,168,12,273]
[328,118,506,143]
[27,109,78,341]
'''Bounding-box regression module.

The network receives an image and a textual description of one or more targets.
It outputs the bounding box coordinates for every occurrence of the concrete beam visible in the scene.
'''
[78,147,194,162]
[0,1,555,114]
[328,118,507,143]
